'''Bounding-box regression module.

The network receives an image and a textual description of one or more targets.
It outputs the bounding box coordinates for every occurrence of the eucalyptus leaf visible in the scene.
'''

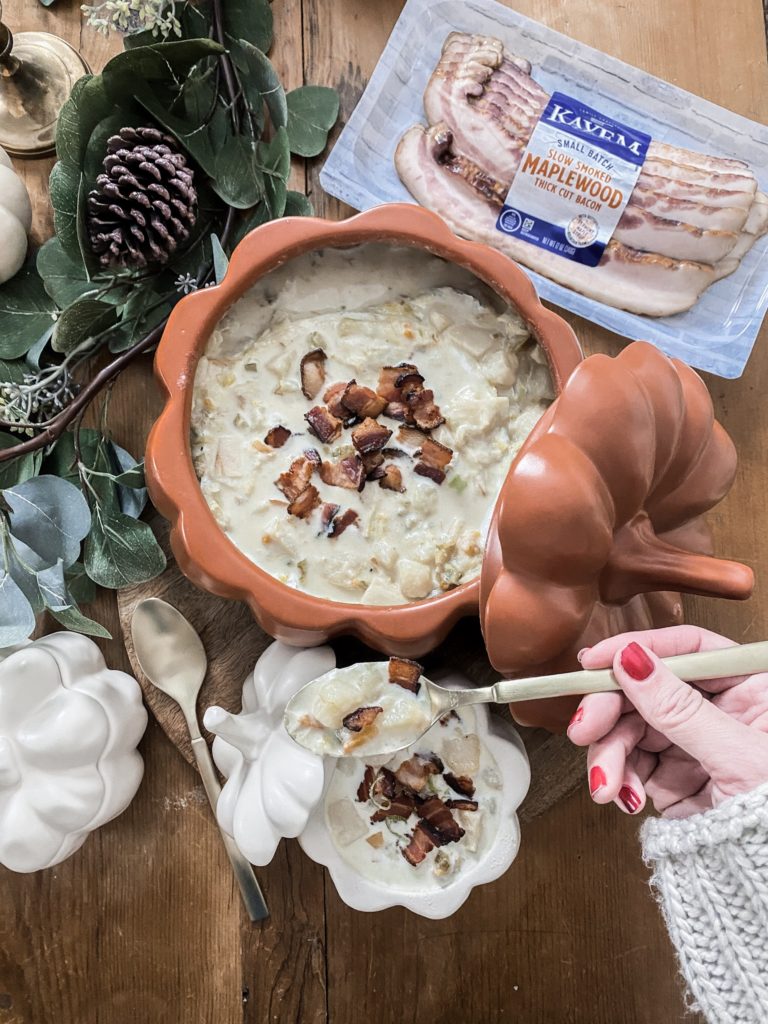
[85,506,166,589]
[257,127,290,219]
[4,475,91,568]
[108,444,147,518]
[36,559,68,612]
[132,88,218,176]
[25,326,54,372]
[2,535,45,614]
[0,260,57,359]
[55,74,113,171]
[37,238,97,307]
[52,298,116,355]
[0,359,26,385]
[284,191,314,218]
[102,40,225,103]
[229,40,286,130]
[64,561,96,606]
[109,288,175,354]
[110,461,145,489]
[212,134,264,209]
[49,161,85,267]
[0,433,42,490]
[285,86,339,157]
[211,234,229,284]
[224,0,273,52]
[229,202,273,249]
[0,571,35,646]
[51,605,111,639]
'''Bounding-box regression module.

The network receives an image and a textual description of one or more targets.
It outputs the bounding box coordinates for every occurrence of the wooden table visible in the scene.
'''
[1,2,766,1022]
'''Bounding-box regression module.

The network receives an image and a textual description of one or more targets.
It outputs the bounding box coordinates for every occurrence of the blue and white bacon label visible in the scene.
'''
[497,92,651,267]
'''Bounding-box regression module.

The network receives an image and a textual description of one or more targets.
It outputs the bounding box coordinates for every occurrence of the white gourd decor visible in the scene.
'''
[0,144,31,284]
[204,641,335,867]
[0,632,147,873]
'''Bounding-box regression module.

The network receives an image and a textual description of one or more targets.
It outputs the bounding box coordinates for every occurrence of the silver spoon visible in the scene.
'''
[284,641,768,760]
[131,597,269,922]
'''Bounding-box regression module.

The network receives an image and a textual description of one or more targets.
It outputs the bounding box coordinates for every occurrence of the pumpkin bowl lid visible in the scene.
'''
[479,341,754,681]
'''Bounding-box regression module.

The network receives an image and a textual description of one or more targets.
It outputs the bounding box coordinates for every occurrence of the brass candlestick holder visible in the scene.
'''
[0,2,90,158]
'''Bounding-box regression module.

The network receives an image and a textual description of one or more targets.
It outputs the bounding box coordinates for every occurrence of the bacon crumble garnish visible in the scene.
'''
[383,401,414,423]
[275,455,316,502]
[414,436,453,485]
[394,752,443,793]
[342,381,387,419]
[319,455,365,491]
[351,417,393,455]
[445,798,479,812]
[396,426,427,448]
[377,363,419,403]
[304,447,322,465]
[395,368,425,396]
[407,387,445,430]
[305,405,342,444]
[300,348,327,400]
[417,796,465,846]
[357,765,377,803]
[361,450,385,475]
[371,792,417,822]
[443,772,476,798]
[287,484,320,519]
[320,502,341,534]
[402,822,436,866]
[264,425,291,448]
[388,656,423,693]
[328,508,359,538]
[379,464,404,492]
[342,705,383,732]
[372,767,398,801]
[323,381,350,419]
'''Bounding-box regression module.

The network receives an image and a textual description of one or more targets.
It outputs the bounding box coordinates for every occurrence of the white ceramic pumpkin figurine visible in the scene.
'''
[0,144,31,284]
[204,641,335,866]
[0,632,147,873]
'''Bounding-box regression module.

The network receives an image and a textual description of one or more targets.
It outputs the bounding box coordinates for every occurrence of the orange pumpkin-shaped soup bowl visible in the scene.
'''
[145,204,583,656]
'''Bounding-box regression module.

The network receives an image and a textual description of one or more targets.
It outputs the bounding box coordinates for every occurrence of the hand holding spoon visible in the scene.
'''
[131,597,269,922]
[284,642,768,760]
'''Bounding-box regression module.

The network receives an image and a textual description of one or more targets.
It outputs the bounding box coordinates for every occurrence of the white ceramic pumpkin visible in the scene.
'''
[0,632,147,873]
[204,641,335,867]
[0,145,31,284]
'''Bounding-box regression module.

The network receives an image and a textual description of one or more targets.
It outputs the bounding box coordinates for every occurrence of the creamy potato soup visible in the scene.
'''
[191,244,553,605]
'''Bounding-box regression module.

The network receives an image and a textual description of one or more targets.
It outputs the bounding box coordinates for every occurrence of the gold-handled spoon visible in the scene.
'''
[284,641,768,760]
[131,597,269,922]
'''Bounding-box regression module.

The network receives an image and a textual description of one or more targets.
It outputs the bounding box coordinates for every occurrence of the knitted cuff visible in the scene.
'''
[641,783,768,1024]
[641,781,768,861]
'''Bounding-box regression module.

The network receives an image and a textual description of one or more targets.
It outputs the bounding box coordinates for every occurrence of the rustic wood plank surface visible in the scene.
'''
[1,1,766,1023]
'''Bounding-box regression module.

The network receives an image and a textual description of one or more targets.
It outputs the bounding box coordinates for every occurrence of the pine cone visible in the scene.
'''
[86,126,197,270]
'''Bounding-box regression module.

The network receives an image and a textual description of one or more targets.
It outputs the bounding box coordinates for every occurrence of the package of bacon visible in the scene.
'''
[320,0,768,378]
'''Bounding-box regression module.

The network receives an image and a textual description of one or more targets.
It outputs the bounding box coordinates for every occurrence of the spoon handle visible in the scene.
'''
[190,734,270,922]
[493,640,768,704]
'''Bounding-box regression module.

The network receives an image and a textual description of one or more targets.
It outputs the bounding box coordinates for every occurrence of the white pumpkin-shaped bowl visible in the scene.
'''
[299,671,530,919]
[0,144,31,284]
[0,632,147,873]
[204,641,335,866]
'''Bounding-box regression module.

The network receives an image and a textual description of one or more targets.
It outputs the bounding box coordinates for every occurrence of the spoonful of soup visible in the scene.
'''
[284,643,768,759]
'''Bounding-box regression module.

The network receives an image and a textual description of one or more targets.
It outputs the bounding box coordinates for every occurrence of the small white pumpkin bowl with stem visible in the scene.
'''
[0,144,32,284]
[298,672,531,919]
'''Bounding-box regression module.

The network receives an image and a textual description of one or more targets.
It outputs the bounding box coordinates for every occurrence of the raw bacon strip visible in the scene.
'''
[305,405,342,443]
[328,509,359,538]
[324,381,350,419]
[379,464,405,492]
[319,455,365,491]
[388,657,423,693]
[417,796,465,845]
[351,417,393,454]
[264,425,291,448]
[275,455,316,502]
[402,822,435,866]
[444,772,476,798]
[341,381,387,419]
[287,484,320,519]
[342,706,383,732]
[300,348,327,400]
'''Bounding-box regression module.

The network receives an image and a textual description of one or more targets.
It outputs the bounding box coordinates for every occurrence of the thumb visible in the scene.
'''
[612,642,767,781]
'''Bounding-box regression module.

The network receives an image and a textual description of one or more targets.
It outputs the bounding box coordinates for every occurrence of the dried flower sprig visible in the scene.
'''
[81,0,181,38]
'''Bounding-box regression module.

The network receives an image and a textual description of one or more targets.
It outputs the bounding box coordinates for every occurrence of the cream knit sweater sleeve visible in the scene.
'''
[640,783,768,1024]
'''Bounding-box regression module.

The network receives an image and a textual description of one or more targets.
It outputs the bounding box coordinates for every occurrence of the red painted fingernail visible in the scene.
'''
[577,647,590,663]
[568,706,584,730]
[620,642,654,680]
[589,766,606,795]
[619,785,641,814]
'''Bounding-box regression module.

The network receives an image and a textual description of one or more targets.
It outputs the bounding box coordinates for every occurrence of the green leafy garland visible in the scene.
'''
[0,0,339,645]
